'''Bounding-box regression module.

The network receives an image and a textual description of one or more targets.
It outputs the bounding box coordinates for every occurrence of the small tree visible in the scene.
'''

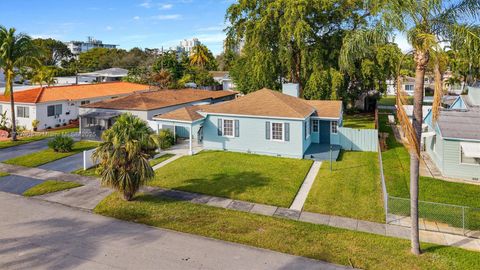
[93,113,158,201]
[48,135,74,152]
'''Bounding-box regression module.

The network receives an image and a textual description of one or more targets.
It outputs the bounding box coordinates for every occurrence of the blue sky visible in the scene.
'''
[1,0,236,54]
[1,0,413,55]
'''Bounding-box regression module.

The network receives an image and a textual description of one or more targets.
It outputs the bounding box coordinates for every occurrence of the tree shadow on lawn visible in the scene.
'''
[171,171,271,202]
[0,216,161,270]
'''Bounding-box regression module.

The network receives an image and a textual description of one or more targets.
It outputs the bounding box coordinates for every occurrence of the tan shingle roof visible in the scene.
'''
[303,100,343,119]
[82,89,237,111]
[201,88,315,119]
[153,105,207,122]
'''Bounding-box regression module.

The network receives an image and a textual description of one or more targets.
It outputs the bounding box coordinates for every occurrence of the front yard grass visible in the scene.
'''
[23,180,83,197]
[149,153,175,167]
[303,151,384,223]
[150,151,313,207]
[0,172,9,177]
[0,127,80,149]
[3,140,99,167]
[342,113,376,129]
[95,192,480,270]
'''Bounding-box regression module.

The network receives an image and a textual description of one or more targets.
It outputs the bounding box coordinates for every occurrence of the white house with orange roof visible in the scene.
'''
[0,82,151,130]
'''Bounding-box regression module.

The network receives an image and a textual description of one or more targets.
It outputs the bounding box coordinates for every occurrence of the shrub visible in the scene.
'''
[157,129,175,150]
[48,135,74,152]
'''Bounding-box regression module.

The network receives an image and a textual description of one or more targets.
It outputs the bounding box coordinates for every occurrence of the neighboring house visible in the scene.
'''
[77,68,128,83]
[78,89,238,138]
[423,86,480,181]
[209,71,235,90]
[65,37,117,56]
[0,82,151,130]
[401,105,432,123]
[153,84,348,158]
[386,76,433,96]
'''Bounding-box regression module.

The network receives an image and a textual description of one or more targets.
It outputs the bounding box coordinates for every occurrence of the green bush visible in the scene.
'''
[157,129,175,150]
[48,135,74,152]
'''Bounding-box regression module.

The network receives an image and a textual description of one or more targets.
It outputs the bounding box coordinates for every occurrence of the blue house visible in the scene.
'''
[423,86,480,181]
[153,85,345,160]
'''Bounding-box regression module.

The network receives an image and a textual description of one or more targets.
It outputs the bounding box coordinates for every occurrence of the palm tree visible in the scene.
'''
[31,66,57,87]
[92,113,159,201]
[0,26,40,141]
[151,69,172,89]
[190,44,209,68]
[340,0,480,255]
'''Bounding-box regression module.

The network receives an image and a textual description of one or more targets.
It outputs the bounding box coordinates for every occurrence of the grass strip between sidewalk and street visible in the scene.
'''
[3,140,99,167]
[23,180,83,197]
[95,192,480,270]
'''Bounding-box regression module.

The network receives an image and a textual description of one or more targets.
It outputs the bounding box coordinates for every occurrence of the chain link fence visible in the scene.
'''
[386,196,480,236]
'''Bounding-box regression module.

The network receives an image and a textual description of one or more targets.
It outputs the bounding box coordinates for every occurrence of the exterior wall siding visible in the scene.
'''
[202,114,306,159]
[442,139,480,181]
[424,134,444,172]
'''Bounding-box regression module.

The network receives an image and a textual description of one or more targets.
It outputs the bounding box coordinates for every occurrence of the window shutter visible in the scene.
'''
[217,118,223,136]
[234,120,239,137]
[304,122,307,139]
[265,121,270,140]
[284,123,290,141]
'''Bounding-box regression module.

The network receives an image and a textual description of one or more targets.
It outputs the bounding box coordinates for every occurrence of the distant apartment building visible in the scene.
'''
[65,37,118,56]
[171,38,200,55]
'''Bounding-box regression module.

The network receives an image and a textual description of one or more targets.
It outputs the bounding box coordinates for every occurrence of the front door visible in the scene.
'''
[319,121,330,144]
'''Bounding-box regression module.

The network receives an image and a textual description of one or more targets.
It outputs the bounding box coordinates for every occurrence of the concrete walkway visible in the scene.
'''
[290,161,322,211]
[0,139,50,162]
[0,192,347,270]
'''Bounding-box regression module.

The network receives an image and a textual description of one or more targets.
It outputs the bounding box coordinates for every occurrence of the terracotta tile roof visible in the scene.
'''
[0,82,150,104]
[201,88,317,119]
[82,89,238,111]
[153,105,207,122]
[303,100,343,119]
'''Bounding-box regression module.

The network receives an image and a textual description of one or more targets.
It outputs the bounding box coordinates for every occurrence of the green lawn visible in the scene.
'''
[149,153,175,167]
[0,127,80,149]
[342,114,376,129]
[95,192,480,270]
[0,172,9,177]
[379,114,480,228]
[304,151,384,223]
[4,140,99,167]
[151,151,313,207]
[72,154,176,178]
[378,96,415,106]
[23,180,83,197]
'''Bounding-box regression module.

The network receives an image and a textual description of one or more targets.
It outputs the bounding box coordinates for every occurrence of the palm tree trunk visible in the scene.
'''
[7,73,17,141]
[410,50,429,255]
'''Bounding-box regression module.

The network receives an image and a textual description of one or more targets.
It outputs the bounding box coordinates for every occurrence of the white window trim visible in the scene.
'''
[331,121,338,134]
[459,145,480,166]
[17,106,30,118]
[305,120,310,139]
[222,119,235,138]
[47,104,62,117]
[270,122,284,142]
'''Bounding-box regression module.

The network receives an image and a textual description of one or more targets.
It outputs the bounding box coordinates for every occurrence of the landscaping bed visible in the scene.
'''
[23,180,83,197]
[0,127,80,149]
[95,192,480,270]
[150,151,313,207]
[3,140,98,167]
[304,151,384,223]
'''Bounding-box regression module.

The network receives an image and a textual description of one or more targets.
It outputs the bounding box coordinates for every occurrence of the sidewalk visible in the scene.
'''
[2,162,480,252]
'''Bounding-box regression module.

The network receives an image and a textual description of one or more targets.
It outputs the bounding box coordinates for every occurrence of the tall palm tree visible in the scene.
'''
[0,26,40,140]
[190,44,209,68]
[92,113,159,201]
[340,0,480,255]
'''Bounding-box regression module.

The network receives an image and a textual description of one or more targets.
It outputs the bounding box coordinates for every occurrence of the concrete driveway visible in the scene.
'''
[0,175,44,195]
[0,139,50,162]
[38,152,83,173]
[0,192,348,270]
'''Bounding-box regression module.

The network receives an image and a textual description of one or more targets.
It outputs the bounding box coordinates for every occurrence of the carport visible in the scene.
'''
[79,111,121,140]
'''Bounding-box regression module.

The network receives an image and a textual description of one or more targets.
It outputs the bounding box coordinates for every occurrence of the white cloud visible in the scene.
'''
[151,14,181,20]
[30,33,63,39]
[159,4,173,9]
[197,25,226,32]
[133,16,141,20]
[105,26,113,31]
[140,1,152,8]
